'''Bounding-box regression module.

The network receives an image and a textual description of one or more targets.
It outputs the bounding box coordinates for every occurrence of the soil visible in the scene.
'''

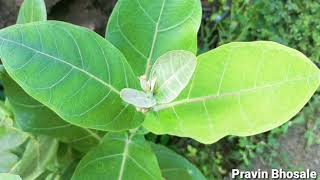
[251,124,320,175]
[0,0,116,35]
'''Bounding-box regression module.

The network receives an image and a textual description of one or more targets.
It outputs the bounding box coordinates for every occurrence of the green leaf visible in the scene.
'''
[0,21,143,131]
[17,0,47,24]
[1,0,100,152]
[150,143,206,180]
[0,100,13,126]
[0,126,27,173]
[0,173,22,180]
[144,41,320,143]
[151,50,197,104]
[0,152,19,173]
[10,136,58,180]
[106,0,202,76]
[1,72,100,152]
[72,132,162,180]
[0,126,28,152]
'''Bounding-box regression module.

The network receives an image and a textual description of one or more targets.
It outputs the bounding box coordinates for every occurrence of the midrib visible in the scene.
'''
[144,0,166,77]
[118,134,133,180]
[0,37,120,95]
[153,74,318,111]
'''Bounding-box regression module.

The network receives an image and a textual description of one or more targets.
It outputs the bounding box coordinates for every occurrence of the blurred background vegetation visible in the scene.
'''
[0,0,320,179]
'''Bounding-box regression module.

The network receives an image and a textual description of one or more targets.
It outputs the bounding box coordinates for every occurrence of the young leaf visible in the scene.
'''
[0,173,22,180]
[17,0,47,24]
[10,136,58,180]
[72,132,162,180]
[0,21,143,131]
[1,72,100,152]
[150,143,206,180]
[106,0,202,76]
[120,88,156,108]
[144,41,320,143]
[151,50,197,104]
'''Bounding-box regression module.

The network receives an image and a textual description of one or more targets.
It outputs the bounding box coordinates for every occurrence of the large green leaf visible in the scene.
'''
[0,21,143,131]
[150,143,205,180]
[17,0,47,24]
[72,132,162,180]
[144,41,320,143]
[106,0,202,76]
[1,72,100,152]
[0,0,100,152]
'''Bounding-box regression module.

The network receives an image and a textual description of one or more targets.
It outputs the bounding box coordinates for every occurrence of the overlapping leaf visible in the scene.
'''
[0,126,28,173]
[0,0,101,152]
[106,0,202,76]
[0,21,143,131]
[2,73,101,152]
[151,143,206,180]
[144,41,320,143]
[10,136,58,180]
[72,132,162,180]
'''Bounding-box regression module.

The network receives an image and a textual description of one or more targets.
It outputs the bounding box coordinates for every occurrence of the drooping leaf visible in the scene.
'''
[150,143,206,180]
[106,0,202,76]
[151,50,197,104]
[0,100,13,126]
[0,21,143,131]
[72,132,162,180]
[10,136,58,180]
[1,72,100,152]
[0,126,28,152]
[0,173,22,180]
[120,88,156,108]
[144,41,320,143]
[0,126,28,173]
[0,152,19,173]
[17,0,47,24]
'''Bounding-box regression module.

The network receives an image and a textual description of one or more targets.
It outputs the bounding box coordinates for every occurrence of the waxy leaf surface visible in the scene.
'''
[144,42,320,143]
[72,132,162,180]
[1,73,100,152]
[151,50,197,104]
[151,143,206,180]
[17,0,47,24]
[106,0,202,76]
[0,21,142,131]
[120,88,156,108]
[1,5,101,151]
